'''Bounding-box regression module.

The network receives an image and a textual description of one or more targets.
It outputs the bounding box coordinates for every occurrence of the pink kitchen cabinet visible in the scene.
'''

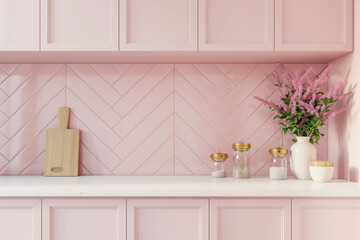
[119,0,197,51]
[41,0,118,51]
[127,199,208,240]
[0,0,39,51]
[42,198,126,240]
[292,199,360,240]
[0,198,41,240]
[210,199,291,240]
[199,0,274,51]
[275,0,353,51]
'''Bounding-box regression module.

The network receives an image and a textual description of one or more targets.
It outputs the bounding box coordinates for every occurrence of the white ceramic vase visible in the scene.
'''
[290,136,317,180]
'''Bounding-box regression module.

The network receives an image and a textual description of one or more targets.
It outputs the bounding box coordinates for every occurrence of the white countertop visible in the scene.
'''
[0,176,360,197]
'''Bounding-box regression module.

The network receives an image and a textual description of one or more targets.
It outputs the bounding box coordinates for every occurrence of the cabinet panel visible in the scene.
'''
[199,0,274,51]
[0,198,41,240]
[42,199,126,240]
[41,0,118,51]
[210,199,291,240]
[127,199,208,240]
[119,0,197,51]
[293,199,360,240]
[275,0,353,51]
[0,0,39,50]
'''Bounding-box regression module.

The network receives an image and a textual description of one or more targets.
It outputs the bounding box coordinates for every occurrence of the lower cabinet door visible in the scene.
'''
[292,199,360,240]
[210,199,291,240]
[127,199,208,240]
[42,198,126,240]
[0,198,41,240]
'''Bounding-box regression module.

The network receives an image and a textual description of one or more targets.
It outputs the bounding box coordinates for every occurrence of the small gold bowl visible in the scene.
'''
[309,161,334,167]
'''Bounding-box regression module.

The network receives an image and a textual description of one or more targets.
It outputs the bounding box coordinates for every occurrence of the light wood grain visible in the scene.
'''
[45,108,80,177]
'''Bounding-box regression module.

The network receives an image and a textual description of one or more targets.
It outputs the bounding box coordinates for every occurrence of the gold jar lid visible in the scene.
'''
[269,148,288,156]
[210,153,228,162]
[232,143,251,150]
[310,161,334,167]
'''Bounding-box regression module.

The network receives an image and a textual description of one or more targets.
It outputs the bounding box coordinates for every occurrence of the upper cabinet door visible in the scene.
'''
[0,0,39,51]
[119,0,197,51]
[275,0,353,51]
[41,0,118,51]
[199,0,274,51]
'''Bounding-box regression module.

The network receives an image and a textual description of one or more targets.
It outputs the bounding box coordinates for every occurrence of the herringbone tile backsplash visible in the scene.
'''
[0,63,328,175]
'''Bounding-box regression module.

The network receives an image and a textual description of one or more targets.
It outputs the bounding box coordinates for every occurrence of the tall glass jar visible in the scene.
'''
[210,153,228,178]
[269,148,288,180]
[232,143,251,179]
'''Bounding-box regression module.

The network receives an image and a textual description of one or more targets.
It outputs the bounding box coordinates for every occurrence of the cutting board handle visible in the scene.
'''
[59,107,70,130]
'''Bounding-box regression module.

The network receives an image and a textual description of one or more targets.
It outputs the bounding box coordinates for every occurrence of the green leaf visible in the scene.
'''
[309,138,314,144]
[311,120,315,125]
[283,128,288,135]
[323,98,329,106]
[273,115,280,120]
[282,98,290,106]
[315,135,320,143]
[292,139,297,143]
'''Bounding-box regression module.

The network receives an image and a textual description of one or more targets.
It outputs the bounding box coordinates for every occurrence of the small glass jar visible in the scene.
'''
[232,143,251,179]
[210,153,228,178]
[269,148,288,180]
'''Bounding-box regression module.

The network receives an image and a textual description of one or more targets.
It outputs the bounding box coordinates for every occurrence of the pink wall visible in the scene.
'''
[0,63,327,176]
[329,0,360,182]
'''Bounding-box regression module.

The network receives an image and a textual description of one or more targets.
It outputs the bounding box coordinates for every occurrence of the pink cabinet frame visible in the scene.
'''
[42,198,126,240]
[210,199,291,240]
[292,199,360,240]
[0,198,41,240]
[199,0,275,51]
[275,0,353,51]
[119,0,198,51]
[0,0,39,51]
[41,0,118,51]
[127,199,209,240]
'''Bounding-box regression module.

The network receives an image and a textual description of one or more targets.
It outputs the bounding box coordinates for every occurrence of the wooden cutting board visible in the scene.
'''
[45,107,80,177]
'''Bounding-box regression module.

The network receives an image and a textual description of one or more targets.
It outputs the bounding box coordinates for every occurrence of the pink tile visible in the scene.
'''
[67,67,121,127]
[0,91,65,160]
[133,136,174,175]
[0,69,65,138]
[113,115,174,174]
[69,114,120,171]
[113,76,174,137]
[66,90,121,149]
[0,64,64,117]
[79,144,113,175]
[67,64,121,105]
[89,64,122,85]
[0,64,41,95]
[113,65,173,116]
[113,64,154,95]
[114,94,173,159]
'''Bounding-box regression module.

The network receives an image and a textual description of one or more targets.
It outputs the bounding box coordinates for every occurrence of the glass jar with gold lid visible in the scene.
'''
[232,143,251,179]
[269,148,288,180]
[210,153,228,178]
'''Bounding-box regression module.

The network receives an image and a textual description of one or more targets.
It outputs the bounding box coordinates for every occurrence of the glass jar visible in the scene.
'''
[232,143,251,179]
[269,148,288,180]
[210,153,228,178]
